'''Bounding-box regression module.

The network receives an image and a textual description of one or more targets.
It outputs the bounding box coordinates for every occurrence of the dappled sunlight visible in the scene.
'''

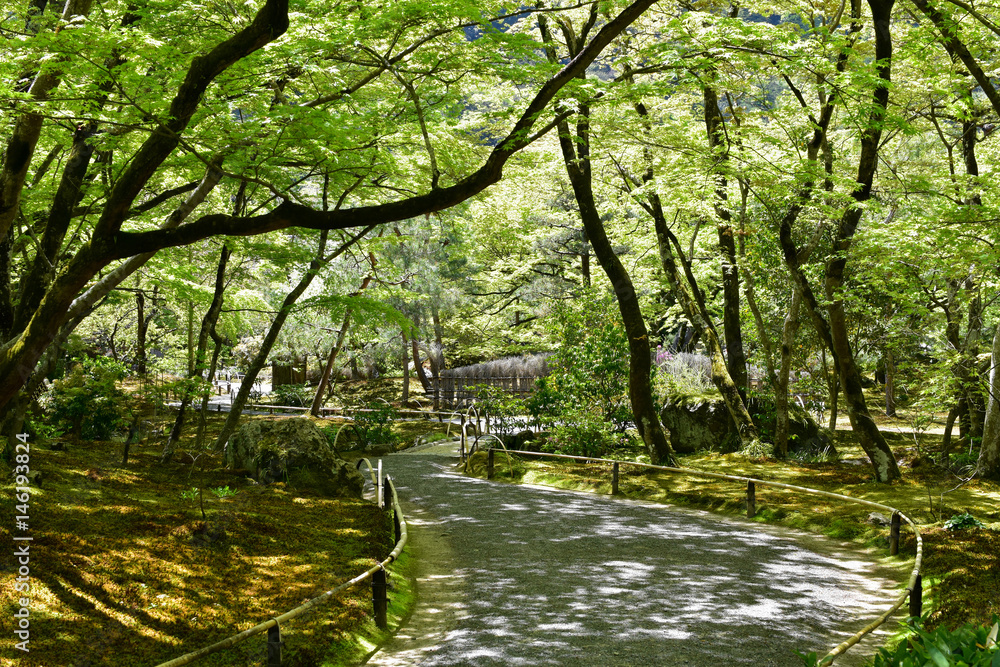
[384,456,902,666]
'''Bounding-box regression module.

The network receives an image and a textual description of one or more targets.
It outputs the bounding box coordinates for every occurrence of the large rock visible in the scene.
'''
[660,392,832,455]
[225,418,364,498]
[660,392,739,454]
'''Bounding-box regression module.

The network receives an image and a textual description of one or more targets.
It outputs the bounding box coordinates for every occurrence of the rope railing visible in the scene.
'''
[482,448,922,666]
[154,460,408,667]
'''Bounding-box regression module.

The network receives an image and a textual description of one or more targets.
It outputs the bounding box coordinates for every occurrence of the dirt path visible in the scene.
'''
[365,445,907,666]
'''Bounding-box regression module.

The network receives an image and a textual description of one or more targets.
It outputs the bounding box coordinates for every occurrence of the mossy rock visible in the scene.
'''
[660,393,832,456]
[225,418,364,498]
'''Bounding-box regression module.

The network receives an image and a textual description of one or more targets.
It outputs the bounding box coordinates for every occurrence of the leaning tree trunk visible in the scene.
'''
[412,336,431,393]
[310,309,352,416]
[554,114,676,465]
[212,226,374,452]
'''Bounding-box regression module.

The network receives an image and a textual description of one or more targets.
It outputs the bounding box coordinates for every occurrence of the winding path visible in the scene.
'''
[366,446,902,667]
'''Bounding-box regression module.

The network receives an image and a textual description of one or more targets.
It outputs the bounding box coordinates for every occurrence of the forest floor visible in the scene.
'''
[462,408,1000,641]
[0,408,410,667]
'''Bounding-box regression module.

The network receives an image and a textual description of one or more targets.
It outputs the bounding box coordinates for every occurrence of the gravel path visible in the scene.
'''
[367,447,903,667]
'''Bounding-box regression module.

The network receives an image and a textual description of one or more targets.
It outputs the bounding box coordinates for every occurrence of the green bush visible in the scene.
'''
[871,617,999,667]
[353,403,399,449]
[525,376,562,430]
[271,383,312,407]
[944,512,985,531]
[45,358,130,440]
[543,409,620,459]
[475,385,524,438]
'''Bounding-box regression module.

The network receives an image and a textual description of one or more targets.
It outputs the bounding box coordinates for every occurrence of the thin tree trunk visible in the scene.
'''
[412,336,431,393]
[194,334,224,449]
[703,83,747,400]
[775,286,802,457]
[212,225,375,452]
[311,309,352,416]
[401,330,410,404]
[884,348,896,417]
[161,245,230,464]
[824,349,839,431]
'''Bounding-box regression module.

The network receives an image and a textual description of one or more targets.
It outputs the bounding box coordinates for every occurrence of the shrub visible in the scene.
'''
[45,357,130,440]
[543,409,620,459]
[353,402,399,449]
[271,383,312,407]
[871,617,999,667]
[944,512,985,531]
[525,377,562,431]
[475,385,524,438]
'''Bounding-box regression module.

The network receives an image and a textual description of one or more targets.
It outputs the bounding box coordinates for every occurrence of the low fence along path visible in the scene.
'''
[367,448,903,667]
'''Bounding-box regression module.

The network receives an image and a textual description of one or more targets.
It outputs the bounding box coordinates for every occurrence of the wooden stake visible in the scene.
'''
[746,481,756,518]
[890,512,900,556]
[372,569,388,629]
[266,623,282,666]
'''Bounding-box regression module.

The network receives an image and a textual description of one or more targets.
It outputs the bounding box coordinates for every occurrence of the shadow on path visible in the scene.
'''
[370,454,902,667]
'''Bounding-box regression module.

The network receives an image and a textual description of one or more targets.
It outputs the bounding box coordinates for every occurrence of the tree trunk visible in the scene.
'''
[825,356,839,431]
[311,309,352,416]
[412,336,431,393]
[136,289,148,375]
[703,84,747,400]
[553,116,676,464]
[978,324,1000,479]
[212,226,374,452]
[884,348,896,417]
[401,330,410,404]
[161,245,230,463]
[775,286,802,457]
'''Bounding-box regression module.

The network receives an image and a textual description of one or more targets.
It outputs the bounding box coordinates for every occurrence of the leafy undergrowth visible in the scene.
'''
[0,416,400,667]
[465,430,1000,636]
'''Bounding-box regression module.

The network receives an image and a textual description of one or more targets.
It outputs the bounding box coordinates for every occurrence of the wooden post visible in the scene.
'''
[372,568,388,629]
[267,623,282,666]
[460,415,467,460]
[382,472,391,510]
[889,512,901,556]
[612,462,619,495]
[487,448,494,480]
[909,574,923,618]
[746,481,756,518]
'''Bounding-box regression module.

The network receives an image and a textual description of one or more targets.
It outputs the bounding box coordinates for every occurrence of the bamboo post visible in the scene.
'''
[487,448,494,480]
[889,512,901,556]
[909,574,922,618]
[746,481,756,518]
[377,459,384,509]
[267,623,282,666]
[372,568,388,629]
[382,473,391,510]
[612,462,619,495]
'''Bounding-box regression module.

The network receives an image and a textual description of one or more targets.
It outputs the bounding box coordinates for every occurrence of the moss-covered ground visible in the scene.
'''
[0,408,413,667]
